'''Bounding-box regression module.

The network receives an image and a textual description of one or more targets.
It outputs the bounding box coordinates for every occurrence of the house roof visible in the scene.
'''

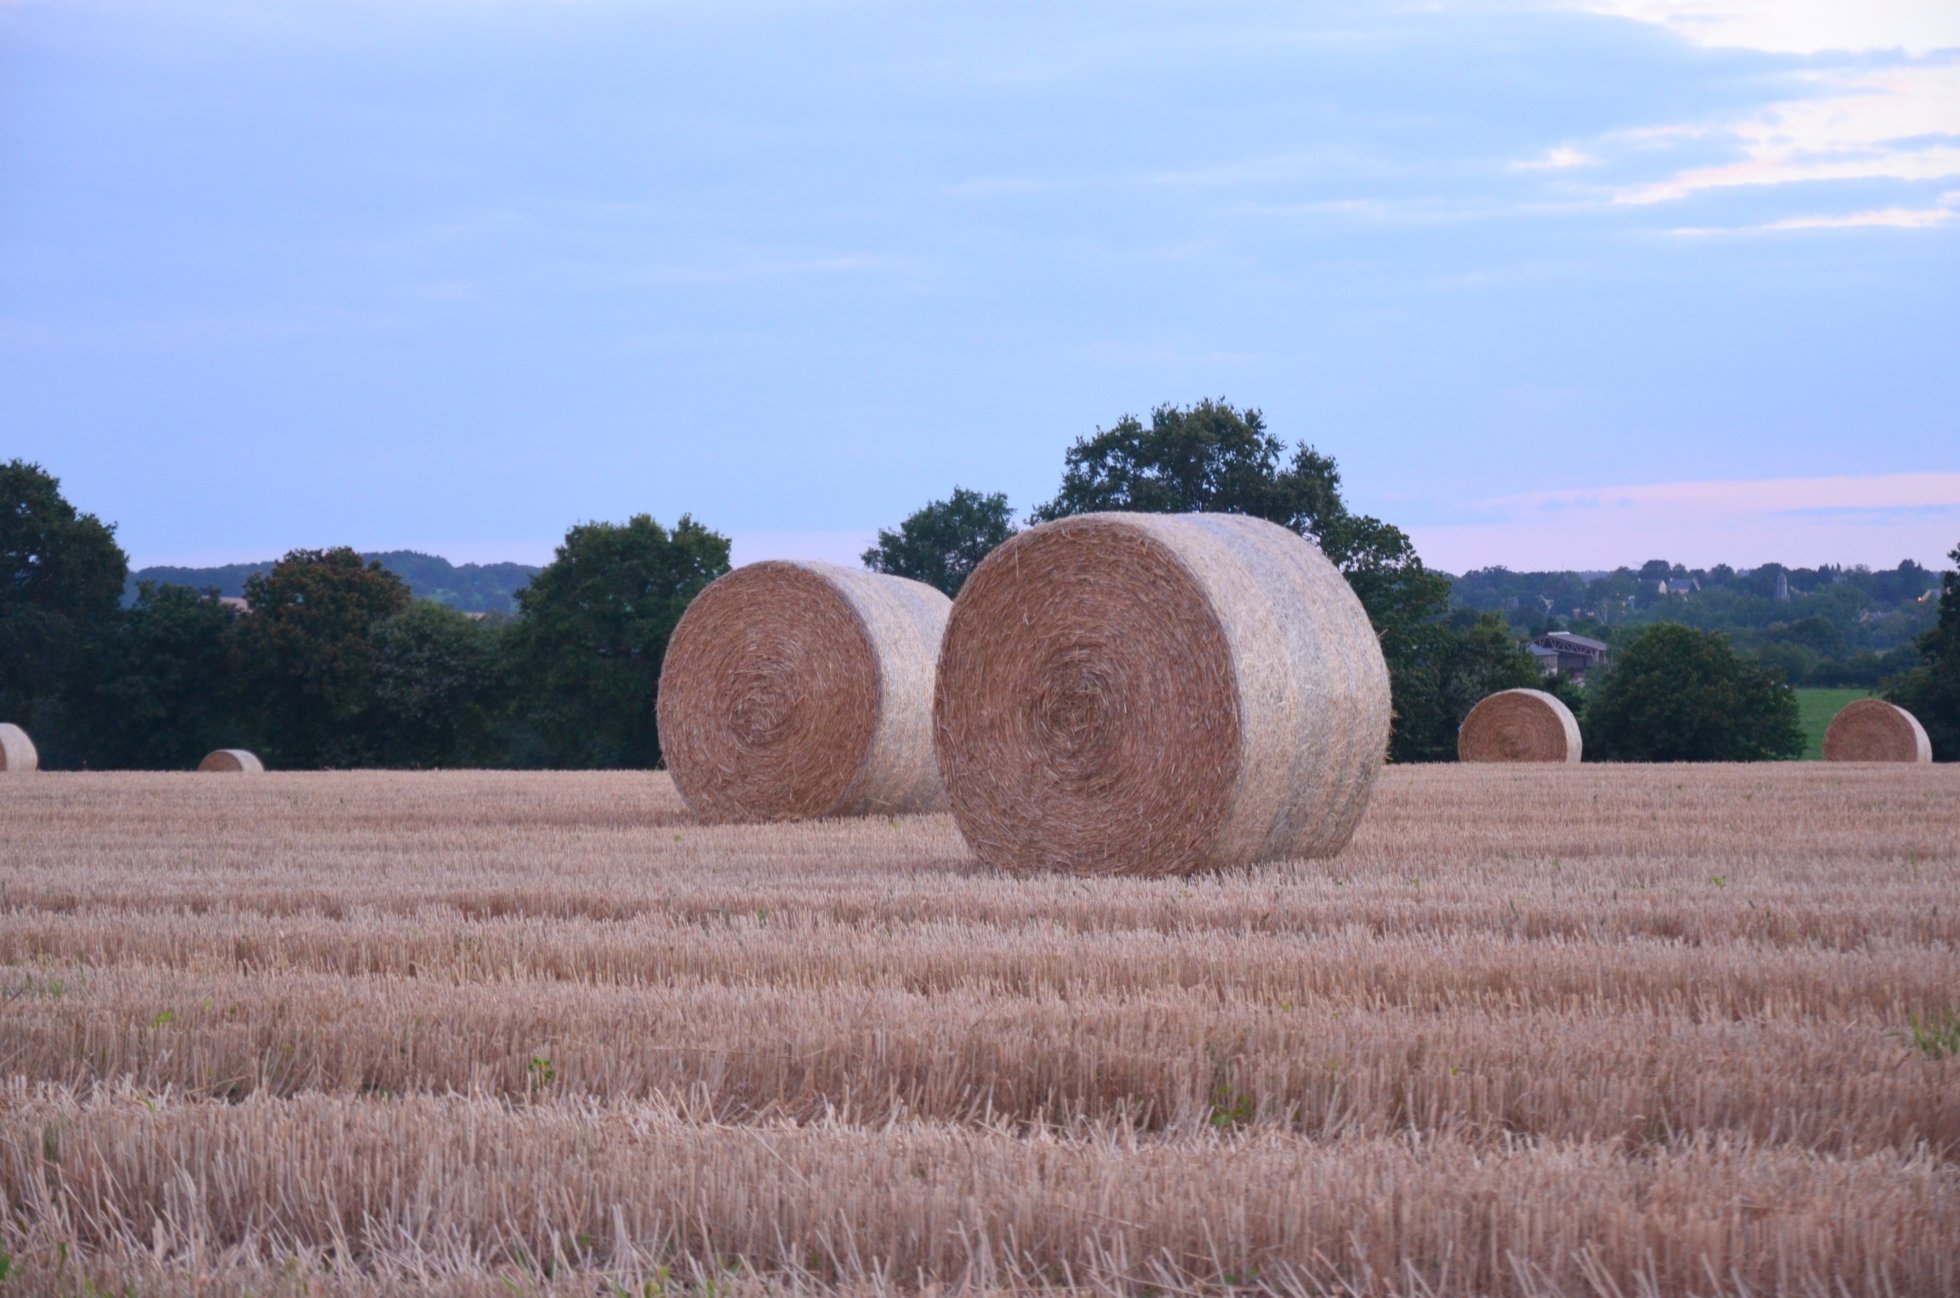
[1540,632,1607,652]
[1527,644,1560,658]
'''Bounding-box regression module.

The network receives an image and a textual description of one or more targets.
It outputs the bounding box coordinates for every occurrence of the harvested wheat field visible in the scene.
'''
[2,765,1956,1297]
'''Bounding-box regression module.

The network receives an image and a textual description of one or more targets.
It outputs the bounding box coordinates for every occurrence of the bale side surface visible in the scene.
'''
[1822,699,1932,763]
[1458,689,1582,763]
[933,512,1389,877]
[0,723,37,773]
[657,561,950,821]
[198,749,264,773]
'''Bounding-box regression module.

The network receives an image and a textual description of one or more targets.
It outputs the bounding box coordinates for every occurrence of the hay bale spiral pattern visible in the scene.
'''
[657,561,951,821]
[198,749,265,773]
[0,723,37,773]
[933,512,1390,877]
[1821,699,1932,763]
[1457,689,1582,763]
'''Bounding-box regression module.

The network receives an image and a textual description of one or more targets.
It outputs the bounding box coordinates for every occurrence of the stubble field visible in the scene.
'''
[1,764,1956,1297]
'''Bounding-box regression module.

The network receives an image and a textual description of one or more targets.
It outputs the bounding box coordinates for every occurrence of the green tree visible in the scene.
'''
[862,487,1016,597]
[0,461,129,767]
[1887,543,1959,760]
[1031,399,1452,756]
[1391,612,1553,763]
[77,583,247,769]
[1585,623,1803,761]
[507,514,729,767]
[240,548,413,767]
[369,602,508,768]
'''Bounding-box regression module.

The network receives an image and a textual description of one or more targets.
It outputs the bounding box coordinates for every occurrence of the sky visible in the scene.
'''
[2,0,1955,576]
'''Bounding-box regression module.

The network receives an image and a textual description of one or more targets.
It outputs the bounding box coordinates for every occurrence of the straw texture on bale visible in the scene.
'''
[1821,699,1932,763]
[933,512,1391,877]
[197,748,265,774]
[657,561,951,822]
[1457,688,1582,764]
[0,723,37,773]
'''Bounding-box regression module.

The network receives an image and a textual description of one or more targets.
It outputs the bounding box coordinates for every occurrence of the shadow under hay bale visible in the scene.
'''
[1822,699,1932,763]
[198,749,265,773]
[1457,688,1582,764]
[657,561,950,822]
[934,511,1389,877]
[0,723,37,773]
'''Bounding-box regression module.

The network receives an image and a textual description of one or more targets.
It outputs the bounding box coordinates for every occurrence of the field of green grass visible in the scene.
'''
[1796,687,1878,759]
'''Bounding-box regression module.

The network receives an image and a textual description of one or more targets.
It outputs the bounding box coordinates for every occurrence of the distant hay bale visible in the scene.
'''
[1457,689,1582,764]
[0,723,38,773]
[1822,699,1932,763]
[198,749,265,774]
[933,512,1390,877]
[657,561,951,822]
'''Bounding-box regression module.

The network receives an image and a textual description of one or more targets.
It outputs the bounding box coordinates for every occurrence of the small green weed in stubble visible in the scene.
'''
[1900,1009,1960,1060]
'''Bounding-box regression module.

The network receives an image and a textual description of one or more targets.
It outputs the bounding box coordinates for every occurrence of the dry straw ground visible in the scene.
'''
[1,764,1956,1297]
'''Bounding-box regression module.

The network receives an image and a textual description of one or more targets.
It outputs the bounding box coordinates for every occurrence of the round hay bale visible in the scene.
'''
[1822,699,1932,763]
[656,561,951,821]
[1457,688,1581,763]
[933,511,1390,877]
[0,723,38,773]
[198,748,265,773]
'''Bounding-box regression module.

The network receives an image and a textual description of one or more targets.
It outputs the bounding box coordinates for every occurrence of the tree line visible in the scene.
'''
[6,406,1956,768]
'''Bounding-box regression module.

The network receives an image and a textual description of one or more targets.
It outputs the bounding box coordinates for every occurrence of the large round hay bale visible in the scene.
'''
[1822,699,1932,763]
[1457,688,1581,763]
[0,723,38,773]
[933,512,1390,877]
[656,561,951,821]
[198,748,265,773]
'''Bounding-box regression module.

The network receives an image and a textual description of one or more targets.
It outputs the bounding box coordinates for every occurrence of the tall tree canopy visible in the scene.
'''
[862,487,1016,597]
[240,548,414,767]
[75,582,247,769]
[0,460,129,765]
[1028,399,1453,759]
[506,514,729,767]
[1887,542,1959,760]
[1585,623,1803,762]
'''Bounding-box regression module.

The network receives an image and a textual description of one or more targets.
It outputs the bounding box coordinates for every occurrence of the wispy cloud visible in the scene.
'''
[1409,471,1960,570]
[1568,1,1960,57]
[1611,61,1960,204]
[1673,191,1960,233]
[1513,145,1594,171]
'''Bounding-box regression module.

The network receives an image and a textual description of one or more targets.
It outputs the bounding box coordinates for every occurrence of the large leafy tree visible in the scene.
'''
[862,487,1016,597]
[1887,542,1959,760]
[240,548,414,767]
[77,583,248,769]
[0,460,129,766]
[1393,611,1556,763]
[1030,400,1453,759]
[369,602,508,769]
[1585,622,1803,761]
[506,514,729,767]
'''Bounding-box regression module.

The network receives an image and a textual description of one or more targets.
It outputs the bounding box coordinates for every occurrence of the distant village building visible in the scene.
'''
[1532,631,1610,682]
[1774,571,1790,602]
[1660,577,1699,596]
[1527,643,1562,677]
[218,596,249,613]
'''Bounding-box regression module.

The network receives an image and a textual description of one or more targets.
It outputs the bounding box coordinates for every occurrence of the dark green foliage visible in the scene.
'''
[369,602,508,768]
[1886,543,1959,760]
[240,549,414,767]
[1585,623,1804,762]
[128,550,538,613]
[76,583,247,769]
[506,515,730,768]
[862,487,1016,597]
[1388,612,1554,763]
[1030,400,1452,756]
[0,461,129,767]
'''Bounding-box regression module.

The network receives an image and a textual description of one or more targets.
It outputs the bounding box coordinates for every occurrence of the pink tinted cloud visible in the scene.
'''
[1409,472,1960,572]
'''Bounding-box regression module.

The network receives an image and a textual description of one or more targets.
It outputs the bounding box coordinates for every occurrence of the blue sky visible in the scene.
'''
[3,0,1955,574]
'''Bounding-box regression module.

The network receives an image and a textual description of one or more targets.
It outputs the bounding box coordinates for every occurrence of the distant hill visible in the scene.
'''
[126,550,540,614]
